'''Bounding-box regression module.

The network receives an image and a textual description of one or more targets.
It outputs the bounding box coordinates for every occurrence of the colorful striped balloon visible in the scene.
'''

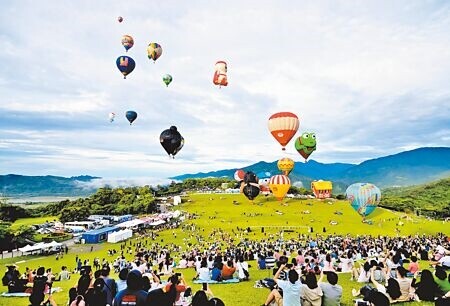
[269,174,291,201]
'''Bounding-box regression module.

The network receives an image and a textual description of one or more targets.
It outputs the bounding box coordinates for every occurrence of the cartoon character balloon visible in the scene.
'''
[116,56,135,79]
[125,111,137,125]
[162,74,173,87]
[295,132,316,160]
[108,112,116,123]
[118,16,123,23]
[268,112,299,150]
[213,61,228,87]
[160,126,184,158]
[269,175,291,201]
[147,43,162,62]
[234,169,245,182]
[259,177,271,195]
[121,35,134,52]
[277,158,295,176]
[345,183,381,218]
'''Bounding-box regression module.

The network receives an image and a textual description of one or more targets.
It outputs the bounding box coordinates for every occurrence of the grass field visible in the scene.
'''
[10,216,58,231]
[0,193,448,306]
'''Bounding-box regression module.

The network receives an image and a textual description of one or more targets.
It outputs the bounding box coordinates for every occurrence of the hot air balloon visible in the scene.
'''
[116,56,135,79]
[234,169,245,182]
[121,35,134,52]
[269,175,291,201]
[108,112,116,123]
[147,43,162,62]
[268,112,299,150]
[125,111,137,125]
[295,132,316,160]
[277,157,295,176]
[213,61,228,87]
[118,16,123,23]
[162,74,173,87]
[345,183,381,218]
[259,177,271,195]
[243,171,259,184]
[242,183,260,201]
[160,126,184,158]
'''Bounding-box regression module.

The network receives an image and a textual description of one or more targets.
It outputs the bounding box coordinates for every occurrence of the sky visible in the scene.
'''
[1,0,449,181]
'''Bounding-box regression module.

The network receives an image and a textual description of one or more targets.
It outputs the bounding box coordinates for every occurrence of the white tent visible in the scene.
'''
[173,196,182,206]
[107,229,133,243]
[19,244,33,253]
[149,219,166,226]
[48,241,61,248]
[116,219,144,228]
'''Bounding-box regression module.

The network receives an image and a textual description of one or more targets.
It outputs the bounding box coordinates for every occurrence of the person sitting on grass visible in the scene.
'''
[236,256,250,281]
[211,262,223,281]
[221,260,236,280]
[113,269,148,306]
[194,260,211,281]
[393,266,413,302]
[353,266,401,303]
[322,254,336,273]
[318,270,342,306]
[301,271,323,306]
[163,273,189,306]
[411,269,443,302]
[57,266,70,281]
[352,261,371,283]
[407,256,420,276]
[354,290,390,306]
[434,267,450,295]
[116,268,128,292]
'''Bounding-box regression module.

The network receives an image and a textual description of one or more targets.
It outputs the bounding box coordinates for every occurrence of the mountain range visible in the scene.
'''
[1,147,449,197]
[0,175,100,197]
[172,147,450,193]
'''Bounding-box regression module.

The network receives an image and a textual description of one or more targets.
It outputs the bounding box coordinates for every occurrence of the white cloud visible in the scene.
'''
[0,1,449,178]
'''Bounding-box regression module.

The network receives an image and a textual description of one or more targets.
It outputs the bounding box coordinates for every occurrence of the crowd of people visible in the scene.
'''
[2,224,450,306]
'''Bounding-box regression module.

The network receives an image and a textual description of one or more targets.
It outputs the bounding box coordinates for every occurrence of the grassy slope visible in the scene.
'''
[381,177,450,212]
[0,194,448,306]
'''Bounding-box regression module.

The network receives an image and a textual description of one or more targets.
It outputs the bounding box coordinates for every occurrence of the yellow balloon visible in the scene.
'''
[277,157,295,176]
[269,175,291,201]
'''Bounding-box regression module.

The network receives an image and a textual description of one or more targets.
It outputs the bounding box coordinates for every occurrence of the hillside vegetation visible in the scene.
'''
[380,177,450,217]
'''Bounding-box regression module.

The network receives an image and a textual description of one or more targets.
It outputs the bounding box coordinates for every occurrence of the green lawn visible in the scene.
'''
[0,194,448,306]
[10,216,58,231]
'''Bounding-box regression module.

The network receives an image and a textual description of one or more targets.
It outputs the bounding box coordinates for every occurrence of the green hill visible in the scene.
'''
[0,193,448,306]
[380,177,450,217]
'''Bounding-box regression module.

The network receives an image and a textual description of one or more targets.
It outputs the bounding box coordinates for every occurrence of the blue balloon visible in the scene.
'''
[345,183,381,217]
[257,171,271,179]
[116,56,136,79]
[125,111,137,125]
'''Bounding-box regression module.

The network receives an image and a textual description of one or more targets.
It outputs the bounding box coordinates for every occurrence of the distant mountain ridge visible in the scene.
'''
[0,174,100,197]
[1,147,449,197]
[172,147,450,191]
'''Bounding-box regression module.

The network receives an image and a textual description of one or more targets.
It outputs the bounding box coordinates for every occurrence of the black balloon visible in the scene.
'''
[243,183,260,200]
[160,126,184,158]
[243,171,258,184]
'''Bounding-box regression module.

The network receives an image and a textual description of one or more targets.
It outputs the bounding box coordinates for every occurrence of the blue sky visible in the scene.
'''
[1,0,449,180]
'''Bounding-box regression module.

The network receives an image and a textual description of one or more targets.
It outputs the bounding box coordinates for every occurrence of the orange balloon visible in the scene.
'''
[268,112,299,150]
